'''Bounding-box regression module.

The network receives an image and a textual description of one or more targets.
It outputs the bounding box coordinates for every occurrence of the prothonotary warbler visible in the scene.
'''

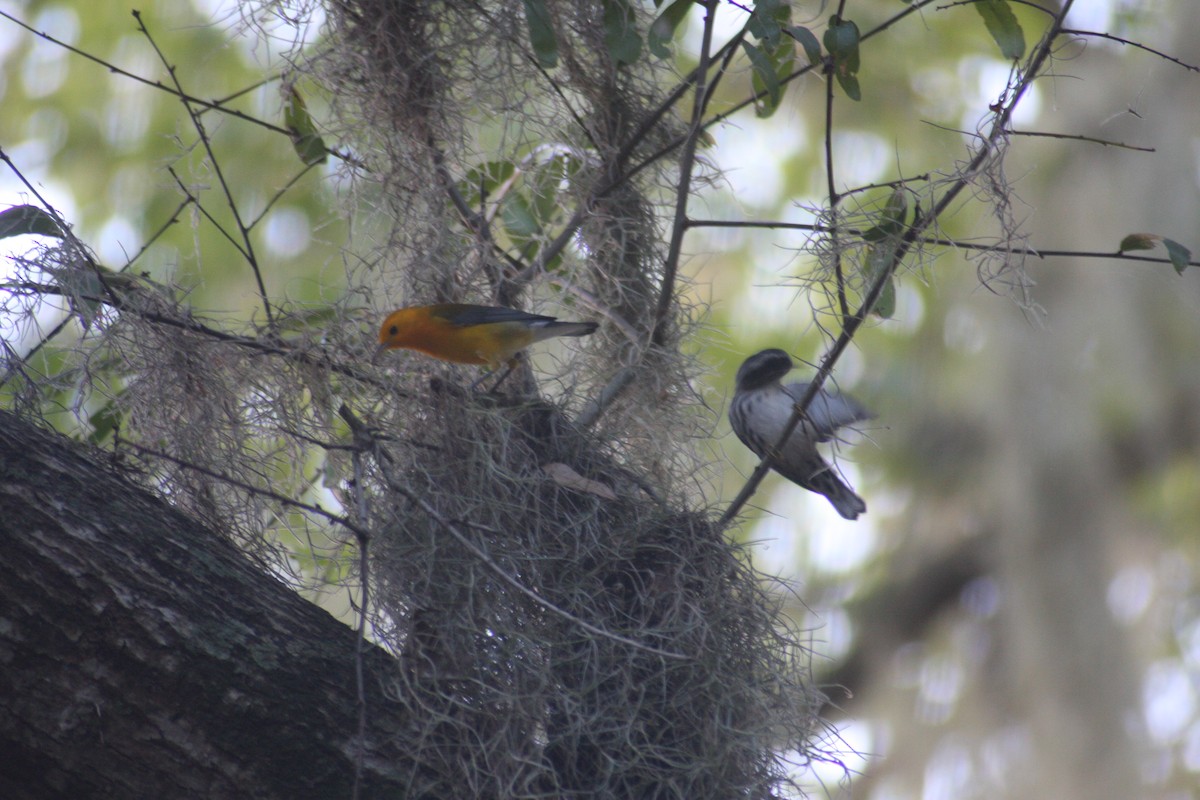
[375,303,598,373]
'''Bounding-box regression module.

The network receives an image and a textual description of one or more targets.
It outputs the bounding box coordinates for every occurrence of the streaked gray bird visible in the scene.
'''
[729,348,872,520]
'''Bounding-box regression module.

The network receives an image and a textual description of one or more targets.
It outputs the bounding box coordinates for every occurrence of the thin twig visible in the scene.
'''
[246,162,325,230]
[823,0,852,325]
[685,219,1198,268]
[575,366,636,430]
[1059,28,1200,72]
[121,197,194,268]
[347,443,371,800]
[502,33,748,293]
[4,281,396,392]
[547,278,641,345]
[721,0,1081,525]
[0,315,71,390]
[124,440,370,539]
[0,147,136,375]
[0,9,359,165]
[1009,129,1155,152]
[134,10,275,329]
[653,0,942,165]
[166,168,251,261]
[650,0,718,349]
[569,13,749,426]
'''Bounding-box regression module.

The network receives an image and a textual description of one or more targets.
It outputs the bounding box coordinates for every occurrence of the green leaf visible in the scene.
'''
[1164,238,1192,274]
[865,245,897,318]
[542,249,565,274]
[882,188,908,230]
[741,41,782,117]
[873,273,896,319]
[837,73,861,101]
[95,266,172,301]
[823,16,860,72]
[44,258,111,329]
[787,25,822,66]
[648,0,693,59]
[743,0,796,117]
[42,256,171,330]
[603,0,642,65]
[522,0,559,68]
[823,16,862,101]
[0,204,65,239]
[860,191,907,317]
[88,399,123,445]
[746,0,784,45]
[528,158,565,228]
[862,189,909,242]
[1118,232,1157,253]
[1117,232,1193,274]
[974,0,1025,60]
[501,193,541,241]
[283,86,328,166]
[460,160,518,208]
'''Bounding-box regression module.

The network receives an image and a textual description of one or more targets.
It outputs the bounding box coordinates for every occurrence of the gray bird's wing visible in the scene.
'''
[783,382,872,441]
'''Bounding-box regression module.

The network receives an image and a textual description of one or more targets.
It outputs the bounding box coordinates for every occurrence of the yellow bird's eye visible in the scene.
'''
[389,325,399,336]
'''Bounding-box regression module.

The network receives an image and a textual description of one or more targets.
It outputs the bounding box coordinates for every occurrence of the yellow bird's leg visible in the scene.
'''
[467,365,500,392]
[475,351,529,394]
[467,355,520,393]
[483,356,522,394]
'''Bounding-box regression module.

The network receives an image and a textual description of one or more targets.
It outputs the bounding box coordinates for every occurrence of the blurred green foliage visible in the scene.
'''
[0,1,344,315]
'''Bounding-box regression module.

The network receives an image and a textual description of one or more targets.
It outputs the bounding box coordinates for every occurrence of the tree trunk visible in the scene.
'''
[0,410,412,799]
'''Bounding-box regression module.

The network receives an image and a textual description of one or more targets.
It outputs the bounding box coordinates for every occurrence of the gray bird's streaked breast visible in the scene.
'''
[730,386,819,455]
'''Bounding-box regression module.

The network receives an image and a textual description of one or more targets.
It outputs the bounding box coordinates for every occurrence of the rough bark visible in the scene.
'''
[0,410,410,799]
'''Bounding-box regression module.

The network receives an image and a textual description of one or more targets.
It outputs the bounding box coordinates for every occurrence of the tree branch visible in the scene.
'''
[0,409,413,798]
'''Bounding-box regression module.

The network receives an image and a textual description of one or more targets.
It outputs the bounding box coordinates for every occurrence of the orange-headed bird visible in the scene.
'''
[376,303,598,370]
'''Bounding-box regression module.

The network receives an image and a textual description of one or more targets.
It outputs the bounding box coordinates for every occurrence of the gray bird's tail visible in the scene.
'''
[785,462,867,520]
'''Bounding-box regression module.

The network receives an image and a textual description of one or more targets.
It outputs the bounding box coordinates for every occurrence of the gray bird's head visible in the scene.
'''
[735,348,794,391]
